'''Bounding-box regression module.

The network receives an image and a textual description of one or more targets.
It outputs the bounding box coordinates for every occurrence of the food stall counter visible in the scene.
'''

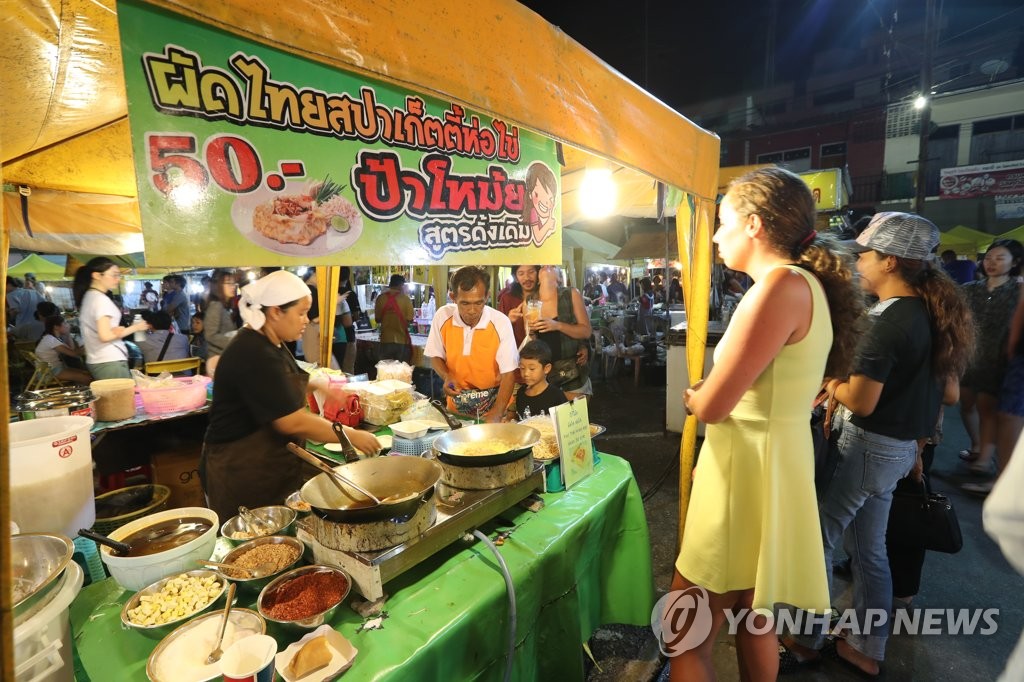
[70,454,654,681]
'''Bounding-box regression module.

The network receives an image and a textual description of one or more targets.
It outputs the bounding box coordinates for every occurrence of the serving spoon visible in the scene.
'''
[206,582,236,664]
[78,528,132,556]
[196,559,278,579]
[286,442,382,505]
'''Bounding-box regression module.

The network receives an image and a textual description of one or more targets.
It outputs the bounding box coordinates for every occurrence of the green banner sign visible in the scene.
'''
[117,0,561,266]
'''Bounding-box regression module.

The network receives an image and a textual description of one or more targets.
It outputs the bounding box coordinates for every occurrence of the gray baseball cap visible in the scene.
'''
[843,212,939,260]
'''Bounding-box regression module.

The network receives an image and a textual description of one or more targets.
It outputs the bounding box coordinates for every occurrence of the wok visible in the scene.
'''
[432,423,541,468]
[299,456,441,523]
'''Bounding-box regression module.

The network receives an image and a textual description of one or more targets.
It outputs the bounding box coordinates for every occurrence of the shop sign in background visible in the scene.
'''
[940,160,1024,219]
[116,0,561,266]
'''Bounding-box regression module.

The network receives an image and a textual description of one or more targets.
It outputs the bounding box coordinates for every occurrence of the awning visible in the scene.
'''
[613,230,678,261]
[6,253,67,278]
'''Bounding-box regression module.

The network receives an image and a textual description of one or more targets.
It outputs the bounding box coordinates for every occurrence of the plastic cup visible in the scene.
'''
[220,634,276,682]
[525,300,543,328]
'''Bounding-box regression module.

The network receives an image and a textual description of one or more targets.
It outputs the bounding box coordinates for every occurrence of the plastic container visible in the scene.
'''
[136,376,211,414]
[14,560,83,682]
[9,416,96,537]
[90,378,137,421]
[71,536,107,586]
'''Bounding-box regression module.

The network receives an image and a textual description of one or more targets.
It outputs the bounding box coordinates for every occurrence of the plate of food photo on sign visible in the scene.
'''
[231,177,364,256]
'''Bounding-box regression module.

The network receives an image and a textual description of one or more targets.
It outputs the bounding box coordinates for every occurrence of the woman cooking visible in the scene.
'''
[200,270,380,520]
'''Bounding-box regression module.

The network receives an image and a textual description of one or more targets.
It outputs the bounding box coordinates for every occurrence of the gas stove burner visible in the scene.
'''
[310,501,436,553]
[437,454,534,491]
[302,462,546,602]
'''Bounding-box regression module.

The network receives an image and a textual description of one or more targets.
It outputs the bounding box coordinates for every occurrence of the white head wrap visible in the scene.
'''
[238,270,311,330]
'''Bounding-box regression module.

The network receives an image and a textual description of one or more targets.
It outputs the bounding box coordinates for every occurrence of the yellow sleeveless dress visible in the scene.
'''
[676,265,831,613]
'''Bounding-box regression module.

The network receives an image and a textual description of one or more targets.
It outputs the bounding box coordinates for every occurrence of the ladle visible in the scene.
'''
[196,559,278,579]
[78,528,132,557]
[206,582,236,665]
[286,443,382,505]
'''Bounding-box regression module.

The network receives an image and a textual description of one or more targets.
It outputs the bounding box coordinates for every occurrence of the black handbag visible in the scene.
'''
[887,475,963,554]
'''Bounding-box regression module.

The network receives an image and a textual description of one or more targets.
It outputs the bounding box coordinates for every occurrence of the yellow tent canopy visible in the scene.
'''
[941,225,994,255]
[1,2,720,599]
[2,0,719,243]
[997,225,1024,244]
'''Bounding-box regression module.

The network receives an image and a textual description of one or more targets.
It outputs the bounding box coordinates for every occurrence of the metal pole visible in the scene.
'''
[914,0,936,215]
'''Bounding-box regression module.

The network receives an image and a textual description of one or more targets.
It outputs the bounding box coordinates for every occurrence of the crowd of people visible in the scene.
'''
[667,167,1024,681]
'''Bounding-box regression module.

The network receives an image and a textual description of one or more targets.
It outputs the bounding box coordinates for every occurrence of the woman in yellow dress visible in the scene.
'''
[669,167,863,681]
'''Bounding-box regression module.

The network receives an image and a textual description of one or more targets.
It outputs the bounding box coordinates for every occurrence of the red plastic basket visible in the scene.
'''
[136,376,211,414]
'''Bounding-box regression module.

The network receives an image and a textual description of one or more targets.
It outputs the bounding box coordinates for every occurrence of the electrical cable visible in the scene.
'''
[641,448,679,503]
[469,529,517,682]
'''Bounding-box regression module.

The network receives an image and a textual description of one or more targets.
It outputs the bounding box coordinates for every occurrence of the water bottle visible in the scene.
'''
[132,314,146,342]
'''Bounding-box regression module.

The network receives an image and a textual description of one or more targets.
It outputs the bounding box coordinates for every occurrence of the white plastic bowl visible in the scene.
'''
[99,506,219,592]
[390,420,431,440]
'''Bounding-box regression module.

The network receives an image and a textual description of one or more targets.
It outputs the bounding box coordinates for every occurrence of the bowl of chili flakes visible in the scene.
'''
[257,565,351,629]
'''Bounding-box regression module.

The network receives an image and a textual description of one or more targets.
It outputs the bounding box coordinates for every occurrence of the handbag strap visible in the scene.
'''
[157,330,174,361]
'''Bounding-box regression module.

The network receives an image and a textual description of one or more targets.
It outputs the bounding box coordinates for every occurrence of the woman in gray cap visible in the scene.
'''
[783,212,974,676]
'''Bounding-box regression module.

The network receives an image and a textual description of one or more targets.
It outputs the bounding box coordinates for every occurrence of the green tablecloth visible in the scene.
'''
[70,454,653,681]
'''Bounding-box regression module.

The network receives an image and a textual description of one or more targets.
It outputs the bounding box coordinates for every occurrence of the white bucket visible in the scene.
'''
[14,561,83,682]
[9,416,96,537]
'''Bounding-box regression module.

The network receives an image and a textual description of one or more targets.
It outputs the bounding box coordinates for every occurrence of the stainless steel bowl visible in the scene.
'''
[146,608,265,682]
[11,533,74,625]
[120,569,230,639]
[220,505,297,545]
[284,490,312,516]
[257,565,351,630]
[218,536,305,593]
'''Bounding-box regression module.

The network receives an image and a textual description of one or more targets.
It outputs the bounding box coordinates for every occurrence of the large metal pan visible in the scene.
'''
[432,423,541,468]
[299,456,441,523]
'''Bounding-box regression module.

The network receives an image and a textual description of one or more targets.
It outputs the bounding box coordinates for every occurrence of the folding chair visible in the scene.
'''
[22,351,66,391]
[144,357,202,376]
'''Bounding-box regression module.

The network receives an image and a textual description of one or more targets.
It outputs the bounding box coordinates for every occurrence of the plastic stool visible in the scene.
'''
[72,536,107,585]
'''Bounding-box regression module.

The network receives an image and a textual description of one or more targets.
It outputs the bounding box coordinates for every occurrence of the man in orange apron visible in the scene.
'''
[424,266,518,422]
[374,274,414,363]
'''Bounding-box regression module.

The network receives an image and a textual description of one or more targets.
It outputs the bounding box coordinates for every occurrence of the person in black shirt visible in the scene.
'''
[201,270,379,520]
[507,340,566,420]
[786,212,974,676]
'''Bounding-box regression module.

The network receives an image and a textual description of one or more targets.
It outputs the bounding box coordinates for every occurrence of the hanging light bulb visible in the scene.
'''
[579,168,617,219]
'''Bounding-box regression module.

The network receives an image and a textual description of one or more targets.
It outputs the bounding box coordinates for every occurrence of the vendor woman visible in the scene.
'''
[201,270,379,519]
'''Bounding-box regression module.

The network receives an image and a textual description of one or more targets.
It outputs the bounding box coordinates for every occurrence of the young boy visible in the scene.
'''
[509,339,568,420]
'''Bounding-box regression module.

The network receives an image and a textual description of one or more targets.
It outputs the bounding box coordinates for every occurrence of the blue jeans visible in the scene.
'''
[795,423,917,661]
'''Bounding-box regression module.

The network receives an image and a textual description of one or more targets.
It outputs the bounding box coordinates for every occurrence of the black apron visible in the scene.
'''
[200,425,320,522]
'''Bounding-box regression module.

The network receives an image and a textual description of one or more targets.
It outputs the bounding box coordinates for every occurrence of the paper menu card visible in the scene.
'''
[552,398,594,489]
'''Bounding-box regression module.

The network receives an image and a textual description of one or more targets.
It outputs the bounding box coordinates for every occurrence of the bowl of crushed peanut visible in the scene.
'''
[218,536,305,593]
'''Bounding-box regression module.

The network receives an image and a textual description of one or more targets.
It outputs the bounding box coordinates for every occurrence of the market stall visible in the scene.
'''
[71,454,649,680]
[3,1,720,679]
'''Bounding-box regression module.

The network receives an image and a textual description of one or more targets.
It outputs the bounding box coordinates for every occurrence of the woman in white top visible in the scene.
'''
[72,257,149,379]
[35,315,93,385]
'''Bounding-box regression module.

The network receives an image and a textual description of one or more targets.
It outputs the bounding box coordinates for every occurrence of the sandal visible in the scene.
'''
[958,449,981,462]
[778,641,821,674]
[969,459,993,475]
[962,481,994,497]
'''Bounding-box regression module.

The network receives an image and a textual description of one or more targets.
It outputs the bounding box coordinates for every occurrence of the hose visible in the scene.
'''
[469,529,517,682]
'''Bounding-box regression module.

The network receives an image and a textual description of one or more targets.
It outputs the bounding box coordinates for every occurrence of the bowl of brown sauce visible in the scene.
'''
[99,507,219,591]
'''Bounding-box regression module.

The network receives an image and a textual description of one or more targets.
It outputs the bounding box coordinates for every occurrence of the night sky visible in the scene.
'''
[519,1,1024,113]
